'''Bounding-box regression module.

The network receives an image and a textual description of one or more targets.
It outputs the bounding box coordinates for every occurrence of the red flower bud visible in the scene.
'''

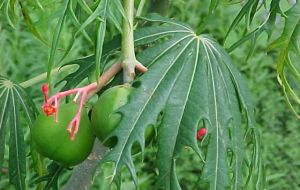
[197,128,207,141]
[42,84,49,103]
[43,104,56,116]
[42,84,49,94]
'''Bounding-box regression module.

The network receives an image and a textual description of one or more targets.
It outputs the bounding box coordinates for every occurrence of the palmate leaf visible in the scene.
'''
[98,15,261,190]
[0,76,38,190]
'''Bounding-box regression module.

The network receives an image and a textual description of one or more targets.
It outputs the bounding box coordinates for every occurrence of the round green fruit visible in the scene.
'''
[32,103,95,166]
[91,85,154,152]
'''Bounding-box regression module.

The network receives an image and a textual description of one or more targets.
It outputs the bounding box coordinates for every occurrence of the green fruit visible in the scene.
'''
[91,85,154,152]
[32,103,95,166]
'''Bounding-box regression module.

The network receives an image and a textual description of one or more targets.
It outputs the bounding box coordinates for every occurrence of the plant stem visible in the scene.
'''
[122,0,136,83]
[19,65,76,88]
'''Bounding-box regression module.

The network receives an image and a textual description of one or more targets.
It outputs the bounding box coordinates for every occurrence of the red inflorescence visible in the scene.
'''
[43,104,57,116]
[197,128,207,141]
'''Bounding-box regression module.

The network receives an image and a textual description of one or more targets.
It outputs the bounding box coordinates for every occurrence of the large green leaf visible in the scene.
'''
[98,15,261,190]
[0,76,38,190]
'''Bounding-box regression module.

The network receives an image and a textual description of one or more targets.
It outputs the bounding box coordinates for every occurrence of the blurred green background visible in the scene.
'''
[1,0,299,189]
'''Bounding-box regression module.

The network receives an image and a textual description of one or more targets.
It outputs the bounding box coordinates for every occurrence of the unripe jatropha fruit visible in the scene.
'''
[32,103,95,166]
[91,85,154,151]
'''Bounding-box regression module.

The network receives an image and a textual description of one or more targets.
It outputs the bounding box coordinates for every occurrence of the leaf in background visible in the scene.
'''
[268,1,300,117]
[47,0,71,86]
[31,162,65,190]
[47,0,127,88]
[0,76,38,190]
[98,15,260,190]
[209,0,219,14]
[95,0,109,82]
[18,0,48,44]
[225,0,260,40]
[68,0,93,43]
[3,0,16,28]
[107,0,127,34]
[227,0,284,58]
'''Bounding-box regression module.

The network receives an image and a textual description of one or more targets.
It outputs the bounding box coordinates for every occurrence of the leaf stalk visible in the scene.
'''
[122,0,139,83]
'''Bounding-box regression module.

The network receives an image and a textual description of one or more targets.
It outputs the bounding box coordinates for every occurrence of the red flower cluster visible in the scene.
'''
[42,84,57,116]
[43,104,57,116]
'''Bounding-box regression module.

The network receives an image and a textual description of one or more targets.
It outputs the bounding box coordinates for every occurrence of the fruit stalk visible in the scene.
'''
[43,62,122,139]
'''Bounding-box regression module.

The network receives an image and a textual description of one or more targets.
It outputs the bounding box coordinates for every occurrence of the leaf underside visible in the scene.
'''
[92,14,262,190]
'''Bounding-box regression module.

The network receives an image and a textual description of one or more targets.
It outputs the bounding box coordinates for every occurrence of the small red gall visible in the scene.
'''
[43,104,56,116]
[197,128,207,141]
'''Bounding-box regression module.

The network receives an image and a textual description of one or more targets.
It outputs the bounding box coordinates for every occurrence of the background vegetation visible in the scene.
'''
[1,0,299,189]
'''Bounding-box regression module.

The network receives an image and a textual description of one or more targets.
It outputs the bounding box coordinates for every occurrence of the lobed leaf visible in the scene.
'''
[0,76,38,190]
[97,16,260,190]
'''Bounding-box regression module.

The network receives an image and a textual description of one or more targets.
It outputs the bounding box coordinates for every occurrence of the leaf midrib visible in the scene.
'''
[202,39,221,190]
[10,88,23,190]
[166,37,200,188]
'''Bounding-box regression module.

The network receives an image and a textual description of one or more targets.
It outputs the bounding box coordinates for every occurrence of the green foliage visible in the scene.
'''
[2,0,300,189]
[268,1,300,117]
[44,0,127,86]
[0,76,37,190]
[227,0,285,57]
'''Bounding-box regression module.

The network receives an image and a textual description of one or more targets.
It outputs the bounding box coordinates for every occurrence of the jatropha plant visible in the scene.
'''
[1,0,299,189]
